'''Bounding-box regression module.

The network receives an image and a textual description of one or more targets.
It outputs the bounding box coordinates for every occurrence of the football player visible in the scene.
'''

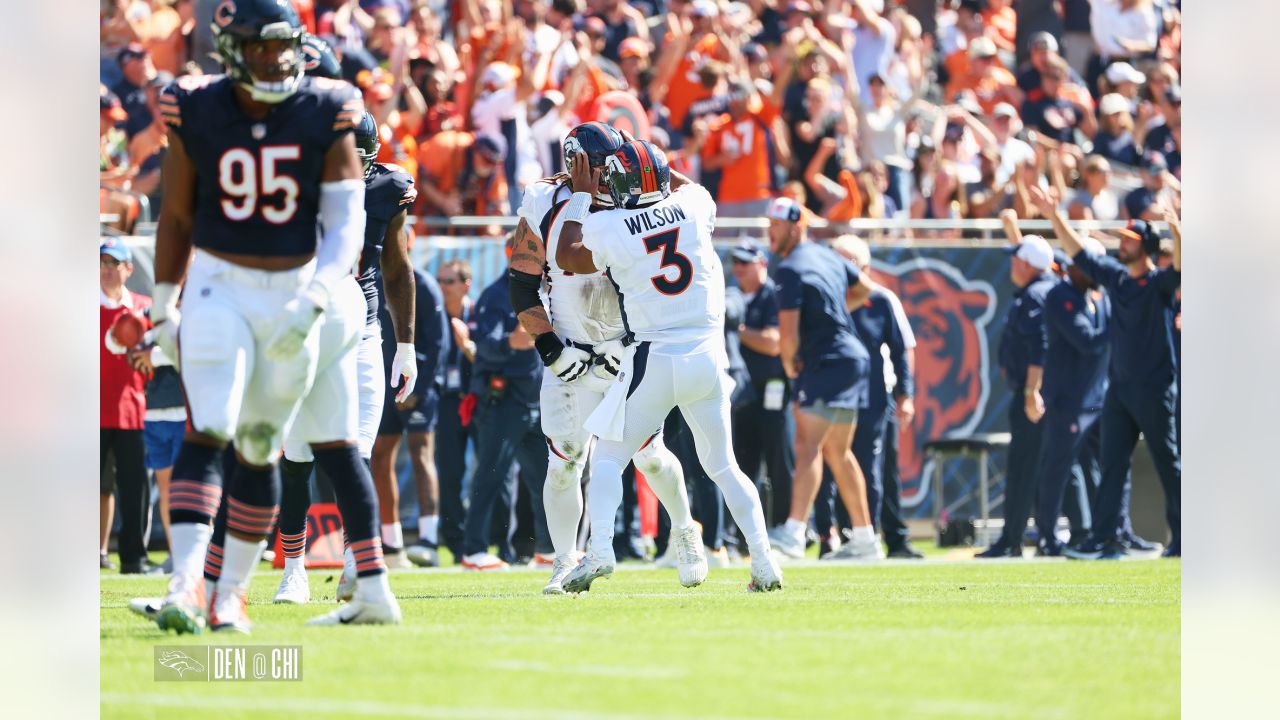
[272,109,419,605]
[508,123,708,594]
[149,0,398,633]
[555,140,783,593]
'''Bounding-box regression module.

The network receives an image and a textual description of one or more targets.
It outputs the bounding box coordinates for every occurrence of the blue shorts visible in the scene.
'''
[143,419,186,470]
[378,387,439,436]
[793,358,869,413]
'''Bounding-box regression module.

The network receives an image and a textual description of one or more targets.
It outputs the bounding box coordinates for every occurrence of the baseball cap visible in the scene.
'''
[1098,92,1129,116]
[730,239,766,263]
[1078,233,1106,257]
[618,37,649,59]
[100,238,133,264]
[692,0,719,18]
[992,102,1018,119]
[480,62,516,91]
[118,43,149,65]
[1142,152,1168,174]
[1053,248,1072,270]
[100,87,127,122]
[968,37,998,60]
[1118,219,1161,256]
[1105,62,1146,86]
[1028,31,1058,53]
[1006,235,1054,271]
[474,133,508,163]
[767,197,803,224]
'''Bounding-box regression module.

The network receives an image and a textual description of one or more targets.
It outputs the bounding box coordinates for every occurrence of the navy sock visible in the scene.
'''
[315,445,385,577]
[224,459,281,541]
[169,441,224,525]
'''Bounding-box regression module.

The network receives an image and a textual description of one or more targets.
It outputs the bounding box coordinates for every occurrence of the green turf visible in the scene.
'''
[101,559,1180,719]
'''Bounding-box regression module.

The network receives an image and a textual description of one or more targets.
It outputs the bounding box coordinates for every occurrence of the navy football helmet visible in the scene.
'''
[602,140,671,210]
[301,34,341,79]
[354,111,380,176]
[213,0,306,103]
[563,121,624,206]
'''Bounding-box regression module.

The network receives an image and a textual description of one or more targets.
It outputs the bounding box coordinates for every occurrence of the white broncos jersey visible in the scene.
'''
[581,183,724,345]
[518,178,625,346]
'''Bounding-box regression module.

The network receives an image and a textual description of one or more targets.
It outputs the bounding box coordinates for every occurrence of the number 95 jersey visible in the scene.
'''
[581,183,723,345]
[158,74,365,257]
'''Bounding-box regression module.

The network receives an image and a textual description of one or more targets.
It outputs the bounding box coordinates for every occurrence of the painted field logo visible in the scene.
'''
[870,259,996,508]
[155,645,302,682]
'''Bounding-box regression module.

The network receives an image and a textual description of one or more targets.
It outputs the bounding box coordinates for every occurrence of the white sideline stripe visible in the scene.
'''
[99,692,772,720]
[488,659,683,679]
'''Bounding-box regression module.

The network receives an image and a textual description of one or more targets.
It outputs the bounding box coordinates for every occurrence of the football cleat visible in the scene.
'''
[542,554,581,595]
[747,554,784,592]
[273,565,310,604]
[383,546,412,570]
[527,553,556,569]
[155,573,207,635]
[671,525,709,588]
[820,537,884,562]
[561,550,615,593]
[335,569,357,603]
[209,586,251,634]
[405,541,439,568]
[461,552,510,572]
[767,524,807,559]
[127,597,163,621]
[306,596,402,626]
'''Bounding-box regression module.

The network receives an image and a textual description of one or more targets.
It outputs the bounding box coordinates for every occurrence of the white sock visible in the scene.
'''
[355,571,393,603]
[586,457,625,557]
[543,481,584,558]
[784,517,807,540]
[382,522,403,549]
[283,555,305,573]
[170,523,213,579]
[216,536,266,594]
[852,525,876,545]
[418,515,438,545]
[344,546,356,576]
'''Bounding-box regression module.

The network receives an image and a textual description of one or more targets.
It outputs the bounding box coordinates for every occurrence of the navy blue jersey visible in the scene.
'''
[1071,251,1180,386]
[1042,281,1110,413]
[774,242,870,369]
[851,288,913,412]
[998,272,1055,392]
[740,280,785,390]
[360,162,416,324]
[159,74,364,257]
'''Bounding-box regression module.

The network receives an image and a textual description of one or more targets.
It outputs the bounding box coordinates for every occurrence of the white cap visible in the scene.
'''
[767,196,802,223]
[480,62,516,90]
[1012,234,1054,270]
[1105,62,1146,86]
[992,102,1018,118]
[691,0,719,18]
[1078,233,1106,257]
[968,36,998,59]
[1098,93,1129,116]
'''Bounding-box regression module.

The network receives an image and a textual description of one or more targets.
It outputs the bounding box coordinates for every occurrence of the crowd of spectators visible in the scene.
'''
[100,0,1181,235]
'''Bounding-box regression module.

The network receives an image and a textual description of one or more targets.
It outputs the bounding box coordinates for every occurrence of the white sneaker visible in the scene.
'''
[820,537,884,562]
[405,542,439,568]
[335,570,357,603]
[155,573,207,635]
[561,549,615,593]
[461,552,510,572]
[209,586,251,634]
[542,554,581,595]
[273,564,310,604]
[748,555,784,592]
[306,596,402,626]
[767,524,807,559]
[383,548,412,569]
[527,553,556,569]
[653,540,678,568]
[128,596,164,620]
[671,525,708,587]
[705,546,731,569]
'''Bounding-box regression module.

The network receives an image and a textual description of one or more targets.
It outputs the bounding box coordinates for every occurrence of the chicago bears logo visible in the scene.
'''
[301,43,321,71]
[869,259,996,507]
[213,0,236,28]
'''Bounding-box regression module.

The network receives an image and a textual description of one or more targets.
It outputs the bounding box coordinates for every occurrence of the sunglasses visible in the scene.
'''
[437,277,461,285]
[100,257,124,268]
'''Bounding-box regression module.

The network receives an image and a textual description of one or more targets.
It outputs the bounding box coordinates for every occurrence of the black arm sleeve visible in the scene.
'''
[508,268,544,316]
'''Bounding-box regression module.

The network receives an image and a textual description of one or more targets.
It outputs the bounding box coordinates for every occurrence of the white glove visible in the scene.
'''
[550,345,593,383]
[149,282,181,369]
[264,289,325,362]
[591,337,627,379]
[390,342,418,402]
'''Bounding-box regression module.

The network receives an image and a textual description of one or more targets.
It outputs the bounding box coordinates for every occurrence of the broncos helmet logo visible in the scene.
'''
[870,259,996,507]
[157,650,206,678]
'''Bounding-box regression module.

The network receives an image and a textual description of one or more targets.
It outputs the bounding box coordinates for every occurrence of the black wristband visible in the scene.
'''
[534,333,564,367]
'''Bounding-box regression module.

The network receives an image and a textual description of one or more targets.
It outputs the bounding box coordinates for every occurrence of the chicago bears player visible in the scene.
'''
[272,110,419,605]
[149,0,398,633]
[555,140,783,593]
[509,123,708,594]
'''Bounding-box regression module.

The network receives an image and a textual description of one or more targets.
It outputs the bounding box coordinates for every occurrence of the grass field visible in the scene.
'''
[101,557,1180,720]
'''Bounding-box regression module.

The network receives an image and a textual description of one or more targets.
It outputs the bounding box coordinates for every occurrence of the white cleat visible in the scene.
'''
[273,564,310,604]
[127,597,164,621]
[335,570,357,603]
[671,525,709,588]
[155,573,207,635]
[405,542,439,568]
[383,548,412,569]
[767,525,807,559]
[209,586,252,634]
[705,546,731,569]
[747,554,784,592]
[561,549,615,593]
[542,553,581,595]
[820,538,885,562]
[306,596,402,626]
[461,552,510,572]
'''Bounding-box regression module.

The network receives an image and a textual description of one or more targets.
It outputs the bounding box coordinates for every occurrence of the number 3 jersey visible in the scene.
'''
[517,179,625,346]
[158,74,364,257]
[580,183,723,345]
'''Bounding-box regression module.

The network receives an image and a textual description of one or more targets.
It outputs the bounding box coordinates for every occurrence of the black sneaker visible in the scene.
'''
[119,559,164,575]
[1036,539,1064,557]
[886,543,925,559]
[975,538,1020,559]
[1064,537,1125,560]
[1118,530,1163,555]
[1161,541,1180,558]
[100,552,116,570]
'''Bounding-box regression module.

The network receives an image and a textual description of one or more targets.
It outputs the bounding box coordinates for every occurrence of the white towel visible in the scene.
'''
[584,344,635,442]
